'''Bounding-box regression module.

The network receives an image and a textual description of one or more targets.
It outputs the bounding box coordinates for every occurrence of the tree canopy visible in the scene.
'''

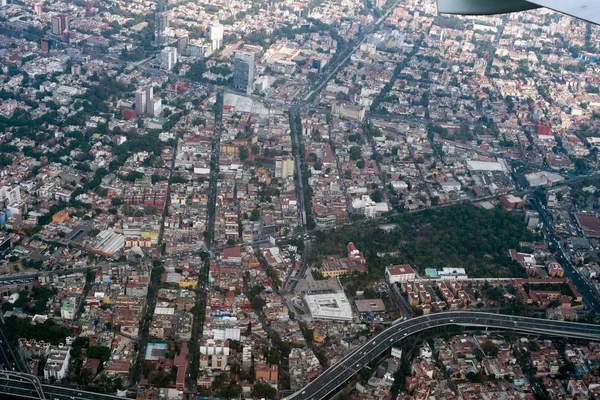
[311,204,533,278]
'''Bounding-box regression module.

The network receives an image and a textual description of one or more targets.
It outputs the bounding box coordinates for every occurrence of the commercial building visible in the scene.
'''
[500,194,524,210]
[186,41,211,58]
[385,264,415,284]
[135,89,147,116]
[331,103,366,122]
[525,171,564,187]
[274,156,294,179]
[90,229,125,257]
[160,46,177,71]
[234,52,255,95]
[575,213,600,238]
[355,299,386,313]
[210,24,223,51]
[155,6,169,46]
[177,35,188,55]
[147,98,162,117]
[51,14,69,36]
[304,292,353,321]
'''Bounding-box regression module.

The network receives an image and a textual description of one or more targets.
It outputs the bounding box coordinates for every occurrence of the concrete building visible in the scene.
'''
[275,156,294,179]
[0,185,21,205]
[51,14,69,36]
[177,35,188,55]
[212,327,241,341]
[304,292,353,321]
[160,46,177,71]
[135,89,147,116]
[186,41,211,58]
[331,102,366,122]
[147,98,162,117]
[210,24,223,51]
[385,264,415,284]
[44,345,71,381]
[60,299,75,320]
[234,52,255,95]
[155,5,169,46]
[255,363,278,383]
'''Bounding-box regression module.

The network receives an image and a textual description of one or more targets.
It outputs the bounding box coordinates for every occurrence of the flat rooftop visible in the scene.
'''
[304,292,353,321]
[575,213,600,237]
[355,299,386,313]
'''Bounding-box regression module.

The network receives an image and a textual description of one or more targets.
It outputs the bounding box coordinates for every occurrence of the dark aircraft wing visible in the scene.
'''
[438,0,600,25]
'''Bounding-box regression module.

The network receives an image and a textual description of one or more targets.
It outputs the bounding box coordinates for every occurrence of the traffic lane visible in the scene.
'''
[0,342,20,372]
[1,384,39,398]
[0,379,40,398]
[44,385,123,400]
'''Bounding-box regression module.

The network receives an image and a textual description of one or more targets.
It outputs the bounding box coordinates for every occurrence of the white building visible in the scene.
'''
[213,327,241,341]
[147,98,162,117]
[438,267,468,280]
[160,46,178,71]
[135,89,146,116]
[331,102,366,122]
[439,181,461,193]
[385,264,415,284]
[44,345,71,381]
[210,24,223,51]
[351,195,377,218]
[275,156,294,179]
[199,339,231,356]
[0,185,21,205]
[363,195,377,218]
[304,292,353,322]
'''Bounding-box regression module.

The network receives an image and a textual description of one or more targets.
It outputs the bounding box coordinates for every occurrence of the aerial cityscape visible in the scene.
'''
[1,0,600,399]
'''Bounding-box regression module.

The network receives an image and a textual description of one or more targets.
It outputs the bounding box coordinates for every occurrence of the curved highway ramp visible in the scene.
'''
[285,311,600,400]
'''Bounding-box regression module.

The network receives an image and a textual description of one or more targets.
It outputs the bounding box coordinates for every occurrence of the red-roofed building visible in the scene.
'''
[386,264,415,284]
[222,246,242,264]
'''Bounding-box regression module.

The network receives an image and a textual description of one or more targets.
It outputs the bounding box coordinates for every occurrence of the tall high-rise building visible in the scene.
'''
[233,52,255,95]
[145,86,154,115]
[51,14,69,36]
[135,89,147,116]
[154,1,169,47]
[160,46,177,71]
[0,0,8,8]
[177,35,188,55]
[209,24,223,51]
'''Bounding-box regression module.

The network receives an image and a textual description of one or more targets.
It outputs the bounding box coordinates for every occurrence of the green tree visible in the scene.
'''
[86,346,111,362]
[252,382,277,399]
[239,145,249,161]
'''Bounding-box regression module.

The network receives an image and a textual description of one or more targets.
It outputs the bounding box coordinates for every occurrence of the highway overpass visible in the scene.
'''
[0,372,125,400]
[285,311,600,400]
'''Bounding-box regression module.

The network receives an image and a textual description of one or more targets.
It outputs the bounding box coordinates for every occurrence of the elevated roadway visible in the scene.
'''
[285,312,600,400]
[0,372,124,400]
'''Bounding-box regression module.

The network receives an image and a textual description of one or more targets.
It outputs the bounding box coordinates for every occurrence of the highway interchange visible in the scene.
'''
[285,311,600,400]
